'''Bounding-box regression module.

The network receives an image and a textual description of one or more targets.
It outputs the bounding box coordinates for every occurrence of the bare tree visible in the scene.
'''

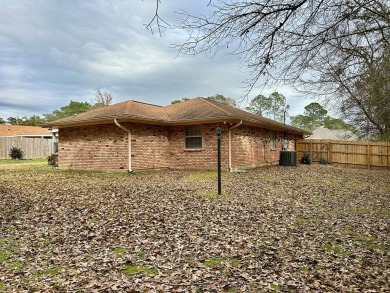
[301,30,390,140]
[94,90,113,107]
[339,50,390,140]
[173,0,389,94]
[147,1,389,139]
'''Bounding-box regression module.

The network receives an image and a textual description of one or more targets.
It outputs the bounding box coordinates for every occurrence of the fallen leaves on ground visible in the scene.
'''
[0,163,389,292]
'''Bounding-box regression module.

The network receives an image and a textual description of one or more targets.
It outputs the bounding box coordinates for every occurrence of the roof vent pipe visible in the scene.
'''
[228,120,242,172]
[114,119,133,173]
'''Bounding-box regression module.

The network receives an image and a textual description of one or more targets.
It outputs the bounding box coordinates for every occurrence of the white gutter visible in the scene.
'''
[114,119,133,172]
[228,120,243,172]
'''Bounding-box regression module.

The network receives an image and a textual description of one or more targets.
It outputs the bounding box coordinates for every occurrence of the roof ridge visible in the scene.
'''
[162,107,173,121]
[130,100,163,107]
[200,98,232,116]
[128,100,173,121]
[161,97,206,122]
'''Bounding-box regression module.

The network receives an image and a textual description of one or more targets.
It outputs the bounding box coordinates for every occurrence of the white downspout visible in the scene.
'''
[228,120,243,172]
[114,119,132,173]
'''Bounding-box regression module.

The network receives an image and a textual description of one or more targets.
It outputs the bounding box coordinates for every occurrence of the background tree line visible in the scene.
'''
[0,88,366,140]
[1,90,113,126]
[171,93,356,135]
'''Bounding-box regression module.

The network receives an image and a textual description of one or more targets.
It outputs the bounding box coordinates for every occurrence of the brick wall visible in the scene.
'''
[167,123,229,169]
[59,123,170,170]
[59,124,128,170]
[58,122,301,171]
[231,126,300,169]
[125,123,170,170]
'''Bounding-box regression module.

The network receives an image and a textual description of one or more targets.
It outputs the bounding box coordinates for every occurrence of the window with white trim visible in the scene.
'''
[185,125,202,149]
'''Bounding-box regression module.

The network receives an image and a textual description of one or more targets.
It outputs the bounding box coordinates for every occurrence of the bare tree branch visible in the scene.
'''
[145,0,170,37]
[146,1,389,138]
[173,0,389,96]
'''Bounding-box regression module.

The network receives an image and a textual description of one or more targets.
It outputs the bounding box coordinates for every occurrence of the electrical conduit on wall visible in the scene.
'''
[228,120,243,172]
[114,119,132,172]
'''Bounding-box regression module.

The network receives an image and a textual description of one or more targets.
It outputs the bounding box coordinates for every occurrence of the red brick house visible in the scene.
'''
[43,97,310,171]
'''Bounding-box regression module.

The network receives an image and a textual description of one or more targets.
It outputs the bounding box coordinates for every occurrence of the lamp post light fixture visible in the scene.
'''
[283,104,290,125]
[283,105,290,146]
[216,127,222,195]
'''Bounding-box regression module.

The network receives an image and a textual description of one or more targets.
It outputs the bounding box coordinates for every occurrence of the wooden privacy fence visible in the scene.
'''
[296,139,390,169]
[0,136,53,160]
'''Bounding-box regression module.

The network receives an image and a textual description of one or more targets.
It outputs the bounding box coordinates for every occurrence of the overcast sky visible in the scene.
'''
[0,0,315,121]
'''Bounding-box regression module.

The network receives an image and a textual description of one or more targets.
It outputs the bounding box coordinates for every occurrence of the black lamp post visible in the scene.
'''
[283,105,290,142]
[283,105,290,125]
[216,127,222,195]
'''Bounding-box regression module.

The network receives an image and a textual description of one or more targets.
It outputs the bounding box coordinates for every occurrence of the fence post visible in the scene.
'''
[367,142,371,169]
[310,141,312,162]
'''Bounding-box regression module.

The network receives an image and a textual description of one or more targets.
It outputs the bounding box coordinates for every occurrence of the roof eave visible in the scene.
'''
[42,115,172,128]
[43,114,311,135]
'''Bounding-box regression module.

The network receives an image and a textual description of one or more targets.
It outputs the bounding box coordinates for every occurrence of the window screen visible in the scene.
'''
[185,125,202,149]
[270,131,276,149]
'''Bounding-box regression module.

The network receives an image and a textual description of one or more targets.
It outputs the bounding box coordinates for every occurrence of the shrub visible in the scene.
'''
[319,157,331,165]
[47,153,58,166]
[300,152,311,164]
[9,147,23,160]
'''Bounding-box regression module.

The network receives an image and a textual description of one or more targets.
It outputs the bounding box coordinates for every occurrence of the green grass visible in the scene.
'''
[42,238,52,247]
[301,266,309,273]
[0,158,46,164]
[7,261,22,269]
[33,266,64,279]
[0,250,10,262]
[293,217,311,226]
[0,159,135,177]
[230,258,241,268]
[136,252,145,259]
[321,243,348,256]
[354,235,376,242]
[203,257,225,268]
[354,235,388,252]
[113,247,127,255]
[122,264,158,276]
[196,189,233,199]
[44,266,64,275]
[267,284,282,292]
[366,243,388,252]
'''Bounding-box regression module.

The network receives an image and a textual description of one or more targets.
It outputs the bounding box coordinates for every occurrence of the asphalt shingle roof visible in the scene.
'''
[306,127,358,141]
[0,125,51,136]
[43,97,310,135]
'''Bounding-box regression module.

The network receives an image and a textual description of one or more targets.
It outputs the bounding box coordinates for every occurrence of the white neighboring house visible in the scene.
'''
[306,127,358,141]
